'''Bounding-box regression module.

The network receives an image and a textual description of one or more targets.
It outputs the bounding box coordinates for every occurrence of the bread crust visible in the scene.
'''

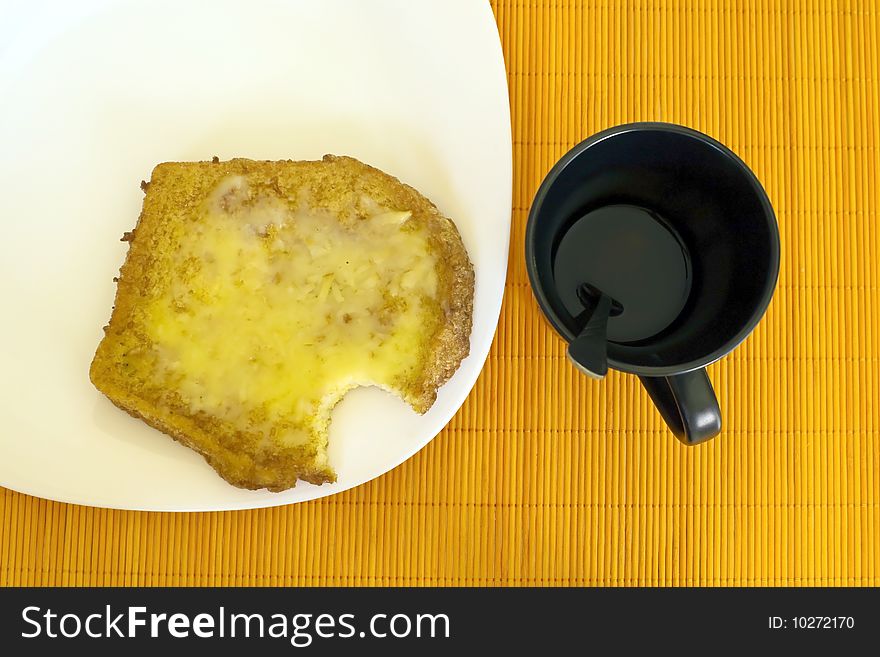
[89,155,474,491]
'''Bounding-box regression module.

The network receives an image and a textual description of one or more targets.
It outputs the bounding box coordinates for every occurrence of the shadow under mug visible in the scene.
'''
[525,123,780,444]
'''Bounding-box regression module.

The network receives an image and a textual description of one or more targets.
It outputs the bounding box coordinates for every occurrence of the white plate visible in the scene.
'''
[0,0,511,510]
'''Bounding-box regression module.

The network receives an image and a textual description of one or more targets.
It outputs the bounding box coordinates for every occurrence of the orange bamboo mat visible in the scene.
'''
[2,0,879,587]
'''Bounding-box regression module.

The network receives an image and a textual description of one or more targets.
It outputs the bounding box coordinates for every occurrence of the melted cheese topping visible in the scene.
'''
[145,176,439,452]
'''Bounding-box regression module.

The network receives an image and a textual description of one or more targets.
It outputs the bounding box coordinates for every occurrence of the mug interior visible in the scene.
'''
[527,124,780,375]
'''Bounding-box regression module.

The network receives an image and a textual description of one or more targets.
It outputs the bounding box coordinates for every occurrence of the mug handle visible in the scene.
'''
[639,369,721,444]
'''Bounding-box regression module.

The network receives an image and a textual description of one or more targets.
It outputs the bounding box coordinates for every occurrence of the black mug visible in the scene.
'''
[525,123,780,444]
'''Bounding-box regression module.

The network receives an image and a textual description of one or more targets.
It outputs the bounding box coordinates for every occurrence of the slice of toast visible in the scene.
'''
[89,155,474,491]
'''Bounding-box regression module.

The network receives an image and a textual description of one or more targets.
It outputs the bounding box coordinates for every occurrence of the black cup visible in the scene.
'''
[525,123,780,444]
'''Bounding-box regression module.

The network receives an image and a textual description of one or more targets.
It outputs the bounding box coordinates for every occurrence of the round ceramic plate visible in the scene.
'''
[0,0,511,510]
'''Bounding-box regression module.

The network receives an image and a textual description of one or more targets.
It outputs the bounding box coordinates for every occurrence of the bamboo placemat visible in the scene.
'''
[2,0,878,587]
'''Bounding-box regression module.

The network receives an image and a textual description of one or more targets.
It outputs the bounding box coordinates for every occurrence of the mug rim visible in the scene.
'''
[525,121,781,377]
